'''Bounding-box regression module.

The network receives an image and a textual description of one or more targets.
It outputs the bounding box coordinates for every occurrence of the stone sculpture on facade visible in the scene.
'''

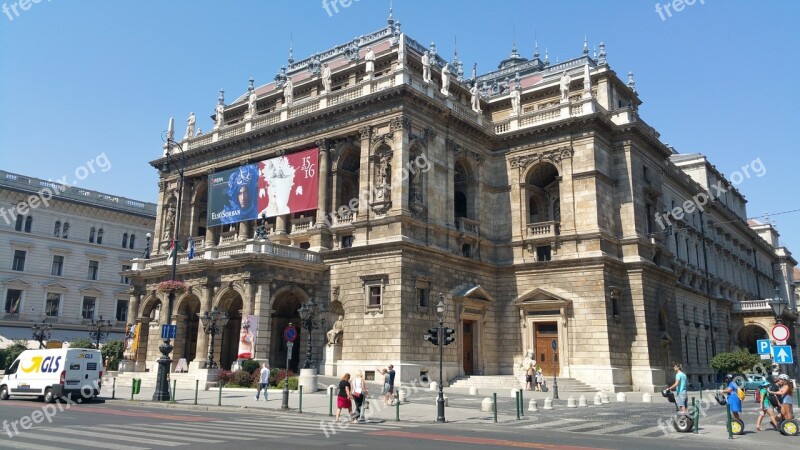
[214,91,225,130]
[440,63,451,96]
[470,83,482,113]
[274,66,287,88]
[248,84,258,118]
[321,63,332,93]
[326,315,344,345]
[559,71,571,102]
[283,77,294,107]
[510,84,521,116]
[365,47,375,75]
[421,51,431,83]
[184,112,195,140]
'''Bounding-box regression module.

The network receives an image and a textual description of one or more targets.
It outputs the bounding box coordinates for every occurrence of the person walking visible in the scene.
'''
[756,381,779,431]
[351,370,368,423]
[387,364,396,405]
[775,373,794,421]
[525,363,535,391]
[666,363,688,414]
[335,373,354,423]
[255,360,270,400]
[378,368,391,406]
[722,374,743,422]
[535,367,544,392]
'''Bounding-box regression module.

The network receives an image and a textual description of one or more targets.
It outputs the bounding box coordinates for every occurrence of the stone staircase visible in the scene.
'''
[449,375,598,392]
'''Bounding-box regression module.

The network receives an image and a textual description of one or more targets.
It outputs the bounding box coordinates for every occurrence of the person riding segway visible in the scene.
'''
[773,374,798,436]
[720,374,745,435]
[664,363,693,432]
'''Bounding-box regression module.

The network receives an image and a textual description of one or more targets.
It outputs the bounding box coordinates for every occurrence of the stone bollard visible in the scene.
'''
[567,396,577,408]
[543,397,554,410]
[594,394,602,406]
[600,392,610,404]
[528,398,538,412]
[578,395,588,407]
[430,381,439,391]
[616,392,627,402]
[510,388,520,398]
[481,397,493,412]
[642,393,652,403]
[399,389,408,403]
[469,386,479,396]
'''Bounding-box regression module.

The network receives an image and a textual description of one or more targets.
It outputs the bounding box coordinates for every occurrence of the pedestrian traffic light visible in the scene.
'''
[424,327,439,345]
[443,327,456,345]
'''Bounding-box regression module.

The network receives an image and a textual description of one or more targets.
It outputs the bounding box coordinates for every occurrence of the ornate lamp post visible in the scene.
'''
[297,298,327,369]
[199,310,228,368]
[143,232,152,259]
[87,316,113,349]
[153,118,188,401]
[31,321,52,349]
[435,294,446,423]
[770,288,789,324]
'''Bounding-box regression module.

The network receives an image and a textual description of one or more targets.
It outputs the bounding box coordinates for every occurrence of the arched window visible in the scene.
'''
[15,214,23,231]
[54,221,61,237]
[62,222,70,238]
[24,216,32,233]
[454,191,467,218]
[122,233,128,248]
[129,234,136,249]
[97,228,104,245]
[528,197,539,223]
[89,227,96,243]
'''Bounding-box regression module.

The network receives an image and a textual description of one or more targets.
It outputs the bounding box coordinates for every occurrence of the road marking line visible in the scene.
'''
[368,430,607,449]
[53,427,196,446]
[10,433,150,450]
[0,439,70,450]
[522,418,582,429]
[592,422,649,434]
[80,425,229,443]
[142,422,265,437]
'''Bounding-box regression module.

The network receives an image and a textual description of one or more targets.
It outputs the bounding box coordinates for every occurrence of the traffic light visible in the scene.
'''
[424,327,439,345]
[443,327,456,345]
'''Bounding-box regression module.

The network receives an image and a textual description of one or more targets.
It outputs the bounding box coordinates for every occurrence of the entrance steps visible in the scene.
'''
[449,375,598,392]
[111,370,208,389]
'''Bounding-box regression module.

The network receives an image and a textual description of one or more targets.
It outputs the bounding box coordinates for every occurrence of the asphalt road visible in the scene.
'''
[0,396,785,449]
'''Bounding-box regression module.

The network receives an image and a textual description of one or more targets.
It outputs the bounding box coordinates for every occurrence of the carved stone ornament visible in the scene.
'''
[389,116,410,132]
[307,54,321,75]
[332,286,340,302]
[359,126,371,141]
[509,146,574,170]
[344,40,360,61]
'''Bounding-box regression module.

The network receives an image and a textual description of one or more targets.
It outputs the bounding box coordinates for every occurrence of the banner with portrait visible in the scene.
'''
[207,165,260,227]
[238,315,258,359]
[257,148,319,218]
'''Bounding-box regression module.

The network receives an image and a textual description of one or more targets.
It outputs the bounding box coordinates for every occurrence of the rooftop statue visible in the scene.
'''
[421,51,431,83]
[440,63,450,96]
[184,112,195,140]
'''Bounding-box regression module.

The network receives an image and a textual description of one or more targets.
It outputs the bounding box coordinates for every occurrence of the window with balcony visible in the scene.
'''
[453,159,478,223]
[4,289,23,314]
[116,299,129,322]
[87,260,99,280]
[525,163,560,235]
[51,255,64,276]
[12,250,26,271]
[45,293,60,317]
[81,296,96,320]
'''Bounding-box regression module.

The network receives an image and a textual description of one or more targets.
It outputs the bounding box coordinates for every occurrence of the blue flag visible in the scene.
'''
[188,237,195,260]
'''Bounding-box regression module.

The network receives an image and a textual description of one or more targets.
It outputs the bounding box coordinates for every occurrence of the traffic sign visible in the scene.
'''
[287,341,294,351]
[551,339,557,352]
[772,345,794,364]
[760,354,771,360]
[757,339,772,355]
[284,325,298,342]
[771,324,790,342]
[161,324,177,339]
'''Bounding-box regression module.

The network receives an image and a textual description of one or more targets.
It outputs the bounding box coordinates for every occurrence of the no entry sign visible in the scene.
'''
[771,324,790,342]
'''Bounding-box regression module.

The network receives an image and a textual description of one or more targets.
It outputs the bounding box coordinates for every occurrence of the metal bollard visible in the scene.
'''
[171,380,177,403]
[329,387,333,416]
[493,392,497,423]
[395,392,400,422]
[130,381,134,401]
[299,385,303,414]
[693,397,700,434]
[519,389,524,416]
[218,384,222,406]
[194,380,199,405]
[112,378,116,400]
[515,390,520,420]
[726,403,732,439]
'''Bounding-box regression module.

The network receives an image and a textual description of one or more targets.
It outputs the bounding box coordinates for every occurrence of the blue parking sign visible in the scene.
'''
[757,339,772,355]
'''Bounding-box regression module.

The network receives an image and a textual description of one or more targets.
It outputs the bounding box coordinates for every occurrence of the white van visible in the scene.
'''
[0,348,103,403]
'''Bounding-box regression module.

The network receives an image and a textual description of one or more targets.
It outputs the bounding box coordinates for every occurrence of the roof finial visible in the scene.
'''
[387,0,394,26]
[593,46,598,61]
[288,35,294,66]
[544,48,550,66]
[533,39,540,60]
[583,36,589,56]
[512,24,518,56]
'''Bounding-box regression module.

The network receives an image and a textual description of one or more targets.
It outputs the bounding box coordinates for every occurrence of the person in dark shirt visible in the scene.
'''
[335,373,353,423]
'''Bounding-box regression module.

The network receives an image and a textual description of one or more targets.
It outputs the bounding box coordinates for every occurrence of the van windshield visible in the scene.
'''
[5,360,19,375]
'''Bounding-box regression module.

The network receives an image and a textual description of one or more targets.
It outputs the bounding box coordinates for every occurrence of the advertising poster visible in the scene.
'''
[257,148,319,218]
[207,165,260,227]
[238,315,258,359]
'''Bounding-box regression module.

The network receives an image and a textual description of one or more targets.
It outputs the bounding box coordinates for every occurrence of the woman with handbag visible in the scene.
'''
[351,370,368,423]
[335,373,354,423]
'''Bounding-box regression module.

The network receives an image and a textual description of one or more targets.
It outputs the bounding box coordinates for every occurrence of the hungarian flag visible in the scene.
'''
[166,240,179,265]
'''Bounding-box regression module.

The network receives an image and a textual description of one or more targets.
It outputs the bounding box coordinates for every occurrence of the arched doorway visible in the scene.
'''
[217,292,243,370]
[175,295,200,365]
[737,324,768,354]
[271,289,305,373]
[526,163,560,226]
[138,297,162,368]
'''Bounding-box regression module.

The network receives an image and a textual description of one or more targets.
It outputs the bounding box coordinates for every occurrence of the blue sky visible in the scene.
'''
[1,0,798,251]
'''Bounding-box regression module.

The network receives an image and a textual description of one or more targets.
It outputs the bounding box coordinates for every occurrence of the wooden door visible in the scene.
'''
[462,321,474,375]
[535,322,559,376]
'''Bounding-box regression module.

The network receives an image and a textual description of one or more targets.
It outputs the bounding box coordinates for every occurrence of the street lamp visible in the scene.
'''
[153,118,188,402]
[199,310,228,369]
[297,298,327,369]
[770,288,789,324]
[31,321,52,349]
[87,316,113,349]
[435,294,446,423]
[143,232,152,259]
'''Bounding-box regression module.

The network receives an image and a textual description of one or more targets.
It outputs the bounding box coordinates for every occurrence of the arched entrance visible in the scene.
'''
[138,297,162,368]
[737,324,768,354]
[217,292,243,370]
[175,295,200,365]
[271,289,305,373]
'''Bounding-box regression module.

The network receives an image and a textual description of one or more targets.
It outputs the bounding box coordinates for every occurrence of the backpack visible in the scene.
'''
[736,387,746,401]
[755,389,761,403]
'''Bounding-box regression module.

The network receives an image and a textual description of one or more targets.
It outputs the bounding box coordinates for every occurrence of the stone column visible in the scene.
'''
[239,220,253,240]
[253,283,271,362]
[205,226,219,246]
[193,284,215,369]
[127,291,141,326]
[357,126,371,218]
[316,145,330,225]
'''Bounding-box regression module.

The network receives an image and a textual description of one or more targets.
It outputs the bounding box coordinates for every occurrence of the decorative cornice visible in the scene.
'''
[509,146,574,169]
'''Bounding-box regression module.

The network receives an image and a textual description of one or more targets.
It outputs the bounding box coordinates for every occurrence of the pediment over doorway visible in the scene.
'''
[513,288,572,311]
[452,285,493,319]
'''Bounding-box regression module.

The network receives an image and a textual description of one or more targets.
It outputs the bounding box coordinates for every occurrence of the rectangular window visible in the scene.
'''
[643,165,649,183]
[81,296,96,320]
[341,235,354,248]
[4,289,23,314]
[12,250,26,271]
[116,299,128,322]
[45,293,60,317]
[120,264,131,284]
[87,260,99,280]
[417,288,429,307]
[368,285,382,307]
[645,204,653,234]
[51,255,64,276]
[536,246,552,262]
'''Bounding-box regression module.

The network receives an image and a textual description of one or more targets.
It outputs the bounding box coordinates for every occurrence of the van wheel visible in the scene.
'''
[43,388,56,404]
[0,386,9,401]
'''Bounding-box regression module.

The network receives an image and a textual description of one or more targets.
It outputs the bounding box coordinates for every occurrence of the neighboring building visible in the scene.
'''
[125,15,797,391]
[0,170,156,345]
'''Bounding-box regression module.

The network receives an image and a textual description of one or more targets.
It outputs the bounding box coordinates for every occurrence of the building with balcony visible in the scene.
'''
[0,170,156,346]
[124,15,797,391]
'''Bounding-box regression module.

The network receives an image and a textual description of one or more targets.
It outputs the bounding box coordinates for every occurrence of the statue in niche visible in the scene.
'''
[409,164,423,203]
[375,153,391,201]
[321,63,332,93]
[162,206,176,242]
[327,315,344,345]
[149,302,162,329]
[560,71,571,102]
[184,112,195,139]
[421,51,431,83]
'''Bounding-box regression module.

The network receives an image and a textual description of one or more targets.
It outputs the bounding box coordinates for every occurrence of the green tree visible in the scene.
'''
[1,341,30,370]
[101,340,125,371]
[69,338,97,349]
[710,348,765,375]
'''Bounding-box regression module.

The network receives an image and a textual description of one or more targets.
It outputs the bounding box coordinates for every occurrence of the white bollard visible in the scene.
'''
[430,381,439,391]
[594,394,602,406]
[578,395,588,407]
[528,398,538,412]
[567,396,577,408]
[399,389,408,402]
[469,386,479,396]
[481,397,493,412]
[543,397,554,410]
[616,392,627,402]
[642,393,652,403]
[600,392,610,404]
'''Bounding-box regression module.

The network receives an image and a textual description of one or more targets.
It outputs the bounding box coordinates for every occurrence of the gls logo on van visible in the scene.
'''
[21,356,62,373]
[77,353,94,359]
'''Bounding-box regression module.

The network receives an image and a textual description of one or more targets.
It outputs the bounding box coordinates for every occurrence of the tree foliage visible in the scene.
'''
[101,340,125,370]
[69,338,97,349]
[710,348,765,375]
[0,341,29,370]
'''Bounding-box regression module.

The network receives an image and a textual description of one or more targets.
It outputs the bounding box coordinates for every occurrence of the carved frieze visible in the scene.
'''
[509,146,574,170]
